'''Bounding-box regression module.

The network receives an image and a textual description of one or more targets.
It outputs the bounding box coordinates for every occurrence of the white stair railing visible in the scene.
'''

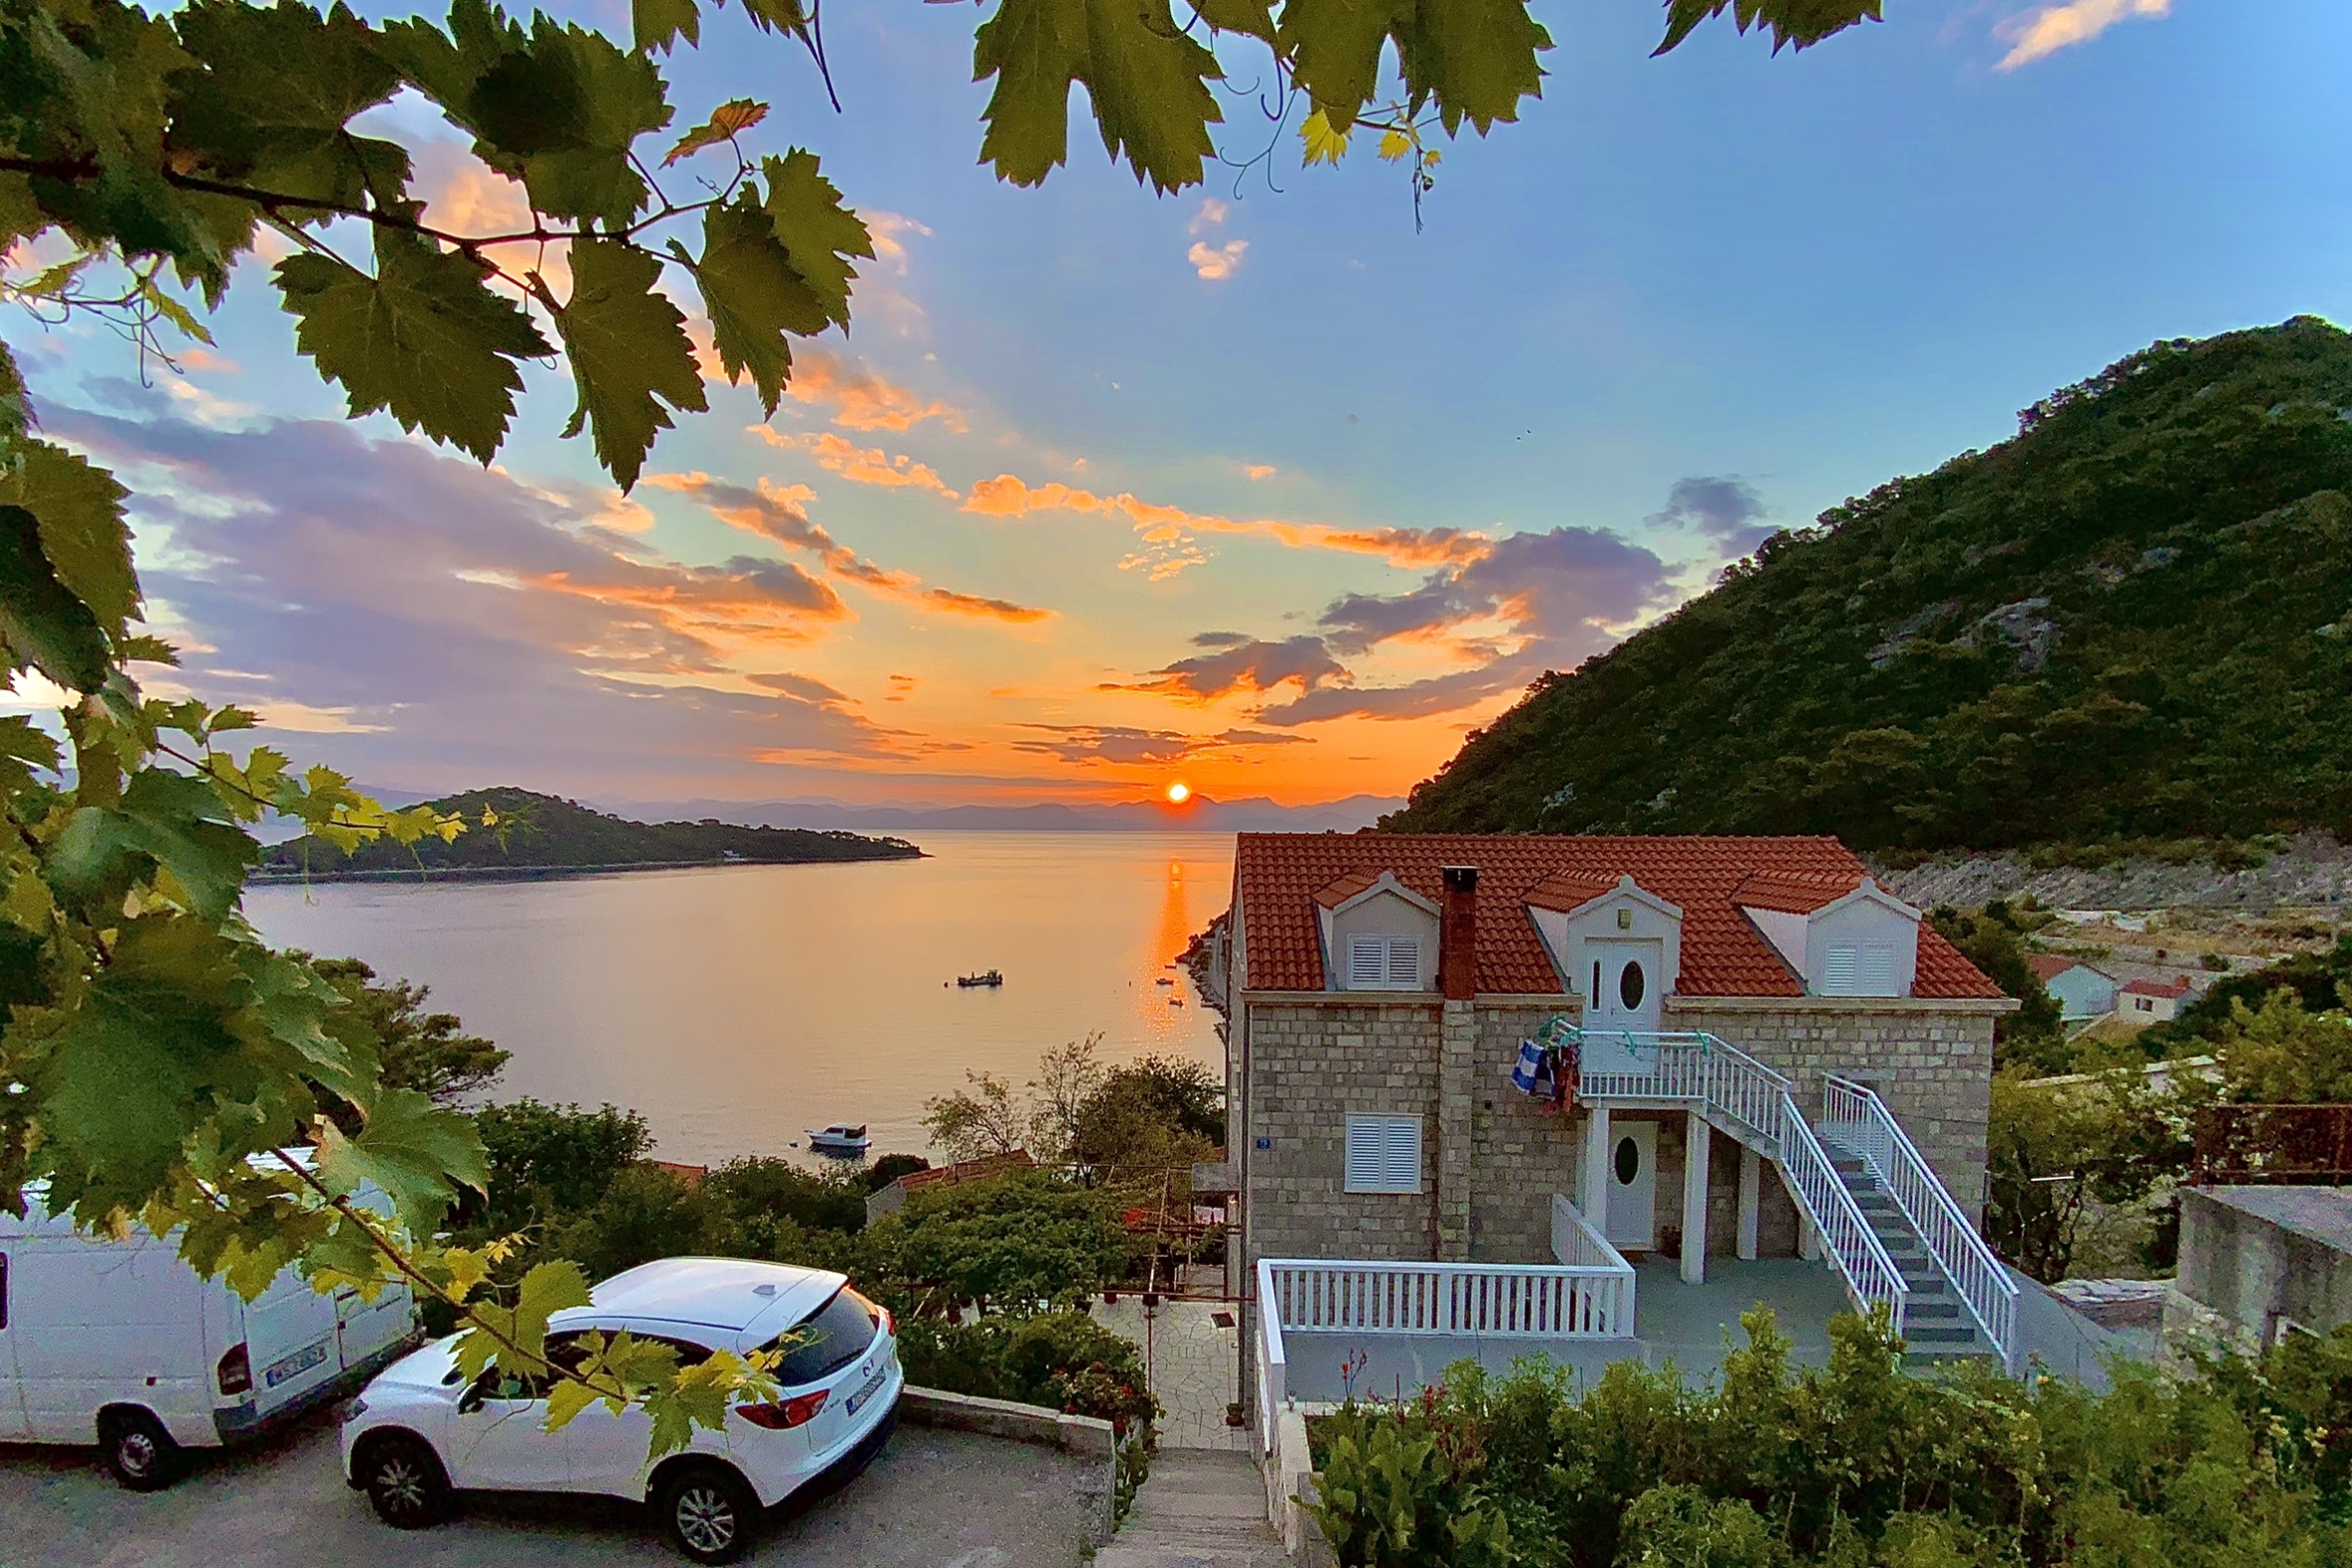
[1563,1026,1911,1338]
[1824,1074,2016,1368]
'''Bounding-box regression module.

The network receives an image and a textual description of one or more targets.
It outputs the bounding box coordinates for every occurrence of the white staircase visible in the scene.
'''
[1568,1029,2016,1369]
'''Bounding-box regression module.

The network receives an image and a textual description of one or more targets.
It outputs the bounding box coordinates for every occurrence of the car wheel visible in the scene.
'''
[359,1434,452,1529]
[658,1462,760,1565]
[99,1410,184,1492]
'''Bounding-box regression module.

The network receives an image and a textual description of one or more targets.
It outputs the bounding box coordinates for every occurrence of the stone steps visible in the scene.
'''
[1096,1450,1289,1568]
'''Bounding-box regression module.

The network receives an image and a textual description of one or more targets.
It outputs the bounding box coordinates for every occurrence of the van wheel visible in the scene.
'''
[657,1461,760,1564]
[99,1410,183,1492]
[359,1434,451,1529]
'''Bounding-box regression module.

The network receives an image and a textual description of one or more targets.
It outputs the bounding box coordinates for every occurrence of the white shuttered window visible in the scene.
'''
[1862,943,1896,992]
[1345,1114,1423,1194]
[1823,945,1858,994]
[1345,936,1420,991]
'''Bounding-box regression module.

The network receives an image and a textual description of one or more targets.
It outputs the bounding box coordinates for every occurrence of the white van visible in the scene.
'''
[0,1182,420,1489]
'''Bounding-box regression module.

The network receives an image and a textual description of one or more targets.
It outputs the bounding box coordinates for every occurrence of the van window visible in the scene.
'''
[770,1289,879,1386]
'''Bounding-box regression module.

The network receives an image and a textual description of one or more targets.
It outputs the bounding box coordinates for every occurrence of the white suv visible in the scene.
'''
[341,1257,902,1563]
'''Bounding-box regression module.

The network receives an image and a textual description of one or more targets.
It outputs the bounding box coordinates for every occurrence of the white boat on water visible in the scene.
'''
[805,1123,870,1155]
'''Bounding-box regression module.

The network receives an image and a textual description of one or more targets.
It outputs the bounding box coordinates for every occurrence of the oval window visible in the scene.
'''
[1614,1136,1640,1186]
[1619,960,1646,1011]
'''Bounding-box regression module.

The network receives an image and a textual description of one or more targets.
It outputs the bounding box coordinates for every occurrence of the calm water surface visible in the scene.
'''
[245,832,1234,1166]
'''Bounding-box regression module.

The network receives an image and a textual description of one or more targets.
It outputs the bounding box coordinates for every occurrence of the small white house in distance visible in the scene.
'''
[2029,953,2120,1022]
[2120,977,2193,1023]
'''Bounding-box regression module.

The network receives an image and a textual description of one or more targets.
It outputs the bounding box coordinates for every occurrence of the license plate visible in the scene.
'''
[263,1340,330,1388]
[844,1364,889,1416]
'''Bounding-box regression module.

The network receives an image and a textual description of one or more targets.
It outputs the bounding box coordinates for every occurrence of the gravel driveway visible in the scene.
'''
[0,1406,1104,1568]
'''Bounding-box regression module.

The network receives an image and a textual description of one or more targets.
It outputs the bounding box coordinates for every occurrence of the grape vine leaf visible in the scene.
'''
[275,228,551,465]
[758,150,869,331]
[1190,0,1276,43]
[317,1084,490,1233]
[634,0,701,54]
[735,0,812,41]
[665,97,767,165]
[1299,107,1352,166]
[169,0,410,217]
[0,442,136,641]
[972,0,1225,195]
[1396,0,1552,136]
[553,238,707,491]
[1655,0,1883,56]
[0,505,109,694]
[1277,0,1411,130]
[693,191,827,414]
[46,768,262,924]
[22,916,257,1215]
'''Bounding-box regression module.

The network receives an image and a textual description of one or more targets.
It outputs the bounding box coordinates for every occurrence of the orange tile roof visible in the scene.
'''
[2121,977,2193,999]
[2028,952,2107,983]
[1730,869,1867,915]
[1233,834,2004,1000]
[1313,872,1381,910]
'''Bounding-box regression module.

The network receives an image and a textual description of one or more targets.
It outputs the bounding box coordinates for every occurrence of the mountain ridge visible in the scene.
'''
[1386,318,2352,853]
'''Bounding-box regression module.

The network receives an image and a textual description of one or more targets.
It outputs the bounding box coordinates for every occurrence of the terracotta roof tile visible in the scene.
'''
[2121,977,2193,999]
[2028,952,2106,983]
[1313,872,1381,910]
[1233,834,2004,1001]
[1523,870,1621,914]
[1730,869,1866,915]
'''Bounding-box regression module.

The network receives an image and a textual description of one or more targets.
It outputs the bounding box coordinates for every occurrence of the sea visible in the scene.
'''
[244,832,1235,1169]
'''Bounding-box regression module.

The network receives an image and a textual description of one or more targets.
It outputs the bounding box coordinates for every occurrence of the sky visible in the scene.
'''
[9,0,2351,810]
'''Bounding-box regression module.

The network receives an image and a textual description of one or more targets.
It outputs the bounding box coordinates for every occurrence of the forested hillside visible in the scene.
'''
[1388,319,2352,852]
[262,787,921,877]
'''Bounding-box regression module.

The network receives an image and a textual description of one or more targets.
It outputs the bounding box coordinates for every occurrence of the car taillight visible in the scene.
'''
[737,1389,828,1430]
[878,1307,893,1338]
[218,1343,252,1396]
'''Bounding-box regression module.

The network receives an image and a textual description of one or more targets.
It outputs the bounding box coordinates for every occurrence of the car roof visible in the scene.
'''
[559,1257,847,1342]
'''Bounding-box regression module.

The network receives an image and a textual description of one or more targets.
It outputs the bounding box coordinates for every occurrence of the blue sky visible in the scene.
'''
[11,0,2347,808]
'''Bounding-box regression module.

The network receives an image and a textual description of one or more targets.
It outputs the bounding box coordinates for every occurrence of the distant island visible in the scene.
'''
[258,787,924,882]
[581,792,1403,835]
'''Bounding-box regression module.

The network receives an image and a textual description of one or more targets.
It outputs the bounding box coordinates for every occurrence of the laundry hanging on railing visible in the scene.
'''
[1510,1016,1579,1112]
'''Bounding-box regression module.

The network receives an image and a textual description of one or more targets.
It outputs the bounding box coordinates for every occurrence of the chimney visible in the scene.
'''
[1439,865,1479,1001]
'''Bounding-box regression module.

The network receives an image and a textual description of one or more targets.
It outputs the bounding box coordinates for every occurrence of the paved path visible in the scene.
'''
[0,1407,1104,1568]
[1096,1450,1285,1568]
[1093,1297,1249,1453]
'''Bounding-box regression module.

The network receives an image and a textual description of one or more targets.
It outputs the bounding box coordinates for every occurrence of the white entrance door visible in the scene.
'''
[1589,939,1663,1033]
[1604,1120,1658,1249]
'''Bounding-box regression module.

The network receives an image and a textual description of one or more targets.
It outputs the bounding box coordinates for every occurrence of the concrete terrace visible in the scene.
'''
[1275,1259,2143,1403]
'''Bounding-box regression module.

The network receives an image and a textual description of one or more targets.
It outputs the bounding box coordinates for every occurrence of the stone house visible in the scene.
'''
[1203,834,2019,1396]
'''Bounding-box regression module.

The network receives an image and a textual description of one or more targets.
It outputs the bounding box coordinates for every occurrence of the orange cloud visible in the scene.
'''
[1995,0,2169,70]
[782,348,962,432]
[962,473,1488,578]
[751,427,957,498]
[647,472,1049,625]
[1244,463,1276,481]
[411,142,565,295]
[1189,239,1248,281]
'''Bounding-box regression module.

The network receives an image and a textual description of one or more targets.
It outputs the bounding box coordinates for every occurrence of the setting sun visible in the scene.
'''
[1165,782,1191,804]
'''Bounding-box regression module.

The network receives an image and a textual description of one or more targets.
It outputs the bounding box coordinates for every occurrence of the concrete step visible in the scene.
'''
[1104,1452,1287,1568]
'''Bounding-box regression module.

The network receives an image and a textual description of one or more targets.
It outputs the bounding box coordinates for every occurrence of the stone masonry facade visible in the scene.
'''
[1237,991,2003,1278]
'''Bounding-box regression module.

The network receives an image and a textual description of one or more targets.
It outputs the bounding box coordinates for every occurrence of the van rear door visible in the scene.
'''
[0,1243,29,1439]
[240,1265,341,1420]
[335,1278,415,1372]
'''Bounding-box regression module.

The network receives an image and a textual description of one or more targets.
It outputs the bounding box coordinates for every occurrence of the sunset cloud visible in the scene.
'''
[1646,475,1774,556]
[1189,240,1248,282]
[1104,633,1350,703]
[649,472,1049,625]
[44,410,903,784]
[780,348,962,432]
[1995,0,2170,70]
[1010,721,1315,767]
[750,426,957,498]
[962,472,1487,578]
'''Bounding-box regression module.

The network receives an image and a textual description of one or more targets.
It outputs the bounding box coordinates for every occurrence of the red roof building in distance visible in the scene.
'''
[1229,833,2001,1001]
[2120,978,2193,1000]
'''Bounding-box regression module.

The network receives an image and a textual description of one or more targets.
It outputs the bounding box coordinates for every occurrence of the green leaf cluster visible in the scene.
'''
[1306,1308,2352,1568]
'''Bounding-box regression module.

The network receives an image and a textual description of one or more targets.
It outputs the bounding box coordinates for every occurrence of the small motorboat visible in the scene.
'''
[1168,996,1186,1007]
[805,1123,870,1155]
[1153,976,1174,987]
[957,969,1004,988]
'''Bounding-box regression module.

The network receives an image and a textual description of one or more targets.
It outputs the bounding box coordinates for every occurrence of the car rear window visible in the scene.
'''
[773,1288,879,1385]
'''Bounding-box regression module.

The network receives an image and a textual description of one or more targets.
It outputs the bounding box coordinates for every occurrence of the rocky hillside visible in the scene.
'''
[1387,319,2352,853]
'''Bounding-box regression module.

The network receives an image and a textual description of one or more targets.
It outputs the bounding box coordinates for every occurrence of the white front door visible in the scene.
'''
[1604,1120,1658,1250]
[1588,940,1664,1034]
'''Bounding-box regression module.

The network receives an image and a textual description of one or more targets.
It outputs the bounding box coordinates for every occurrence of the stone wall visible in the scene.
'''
[1664,999,1999,1218]
[2164,1187,2352,1365]
[1240,998,1445,1266]
[1237,992,1998,1270]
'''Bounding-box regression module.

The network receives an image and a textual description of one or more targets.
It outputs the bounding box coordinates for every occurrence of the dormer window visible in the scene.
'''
[1348,936,1420,991]
[1740,875,1920,998]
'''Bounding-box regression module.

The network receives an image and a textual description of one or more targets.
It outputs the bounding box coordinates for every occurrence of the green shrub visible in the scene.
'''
[859,1172,1130,1315]
[702,1157,868,1233]
[467,1099,652,1232]
[896,1310,1157,1435]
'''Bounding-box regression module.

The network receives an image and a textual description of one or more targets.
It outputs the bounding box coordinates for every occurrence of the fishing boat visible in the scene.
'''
[956,969,1004,988]
[1153,976,1174,986]
[805,1123,870,1155]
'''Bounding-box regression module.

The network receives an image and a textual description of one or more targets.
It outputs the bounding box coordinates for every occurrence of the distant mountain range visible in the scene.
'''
[587,793,1402,835]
